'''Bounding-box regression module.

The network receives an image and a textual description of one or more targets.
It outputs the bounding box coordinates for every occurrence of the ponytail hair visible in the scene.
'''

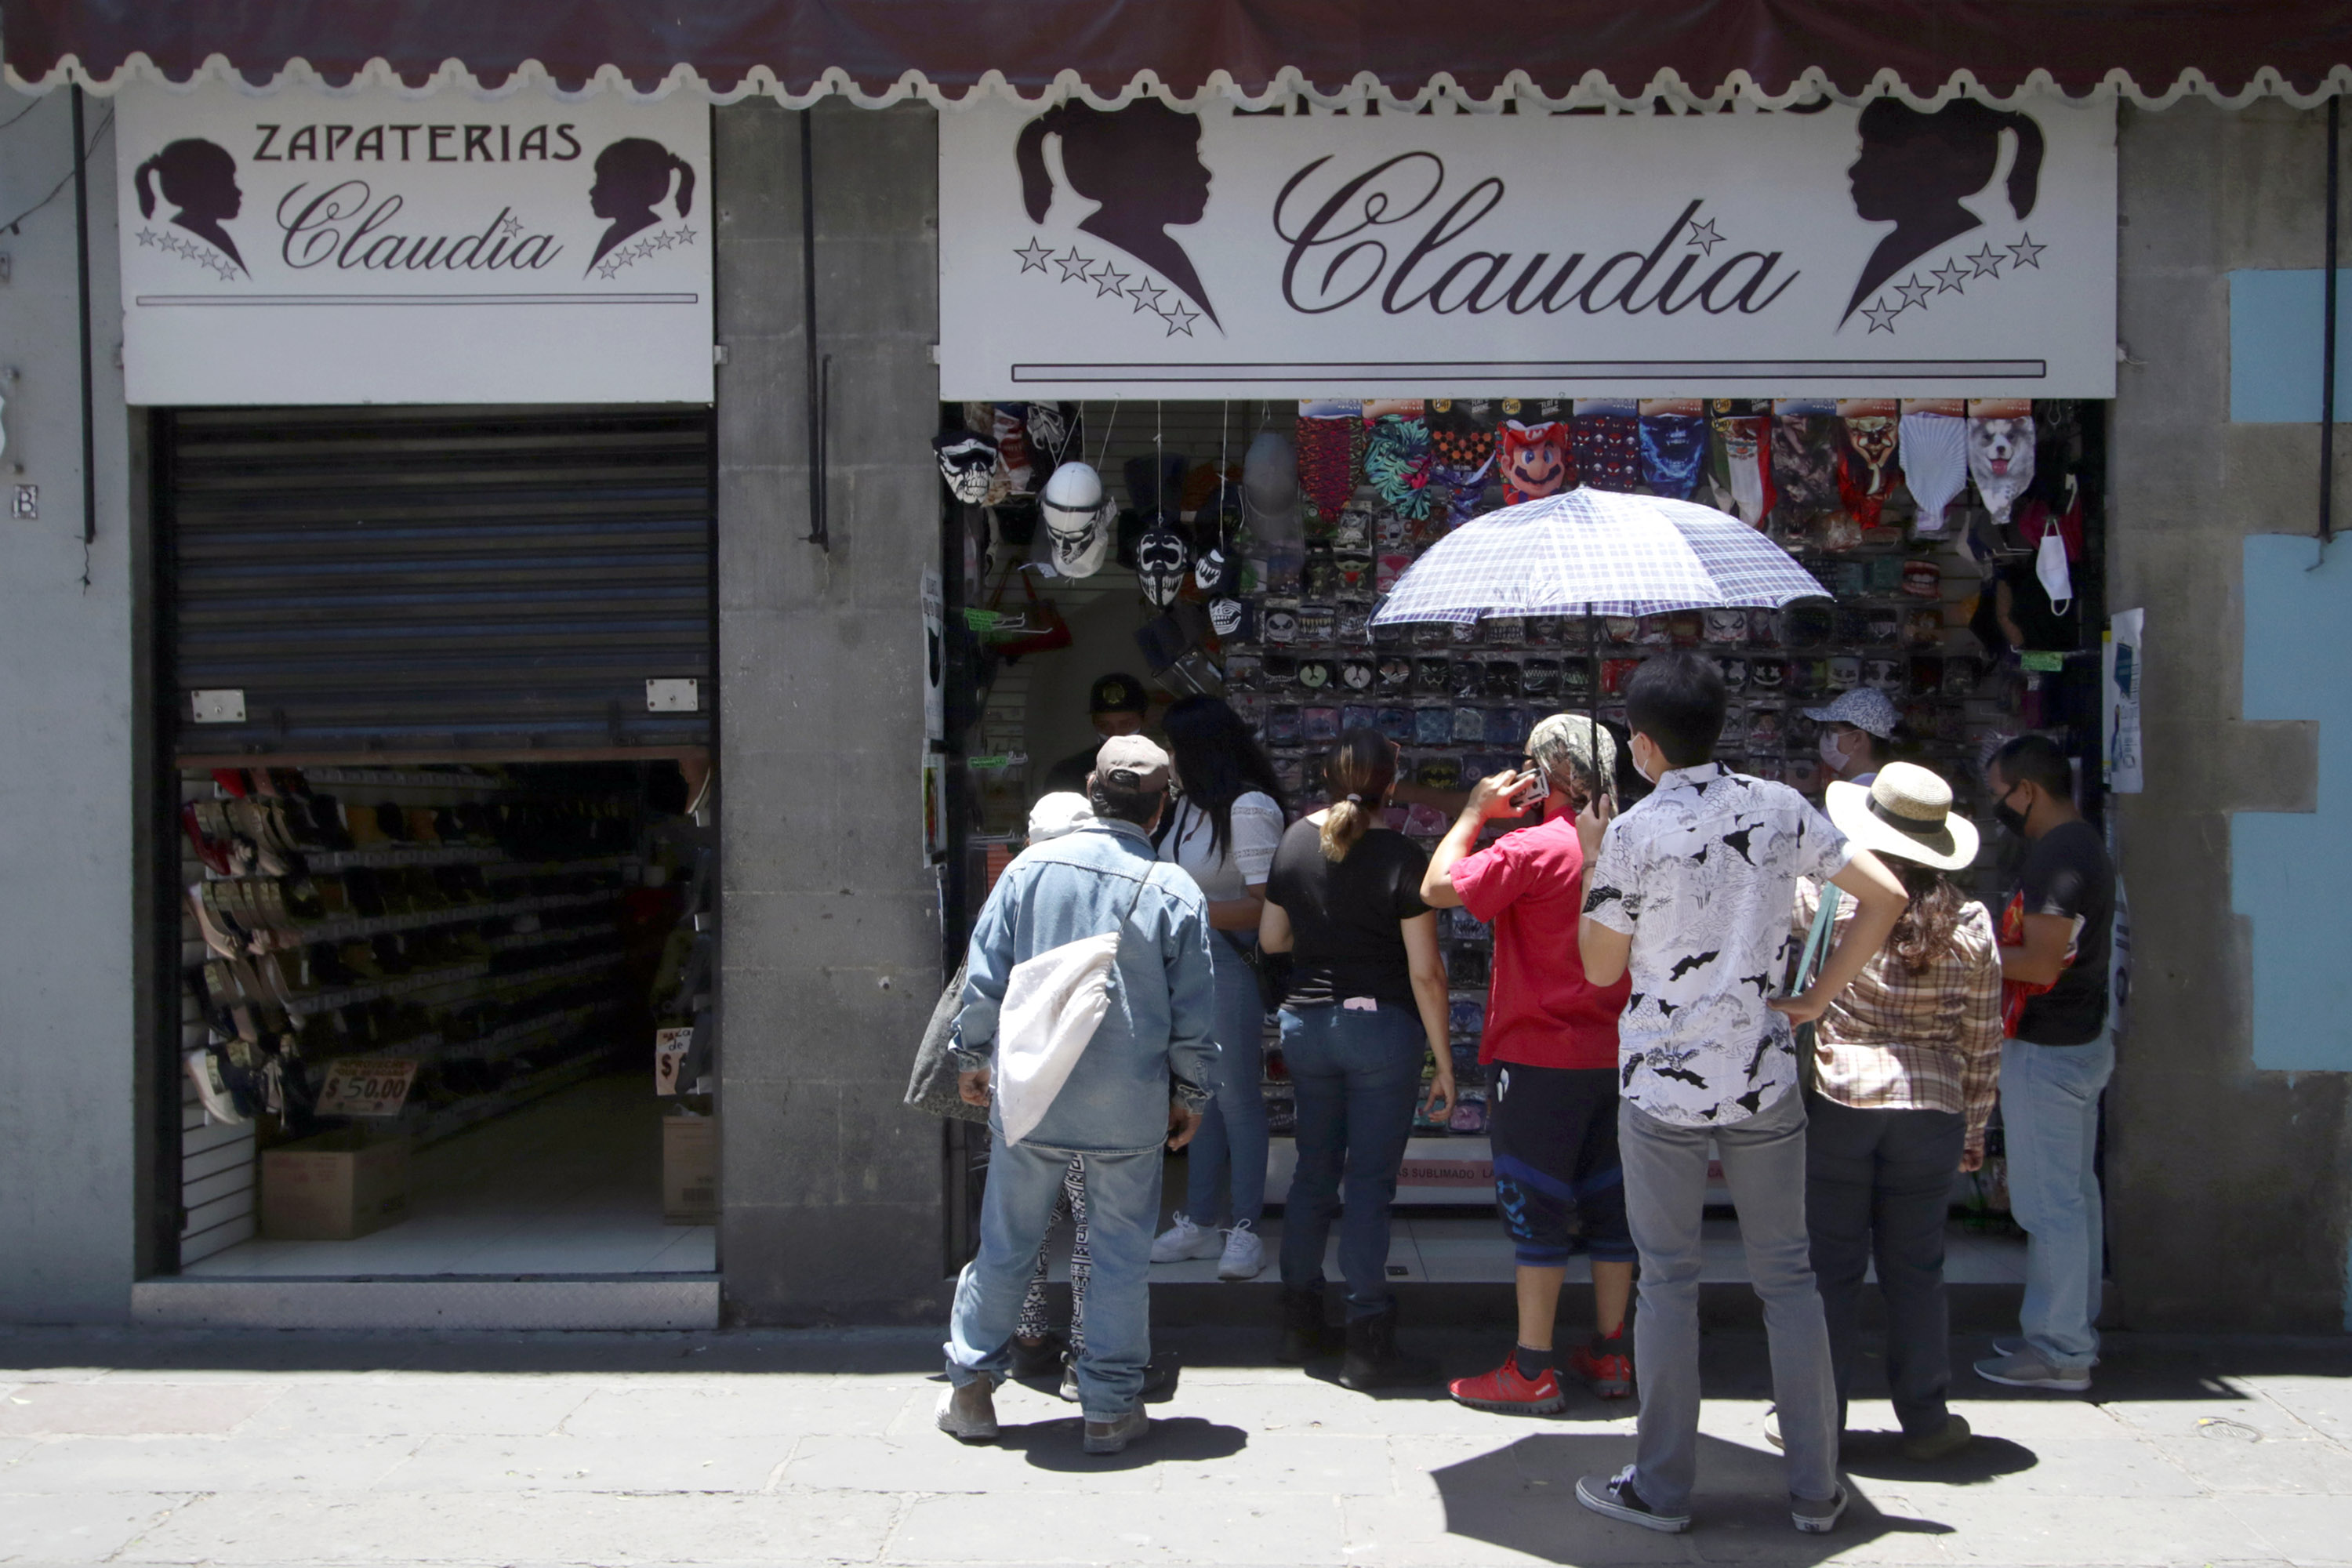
[135,154,163,219]
[1317,727,1397,863]
[1014,105,1074,223]
[1997,109,2042,220]
[668,151,695,217]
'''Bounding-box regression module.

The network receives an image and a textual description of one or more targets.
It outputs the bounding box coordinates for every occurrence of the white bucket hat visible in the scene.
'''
[1825,760,1979,872]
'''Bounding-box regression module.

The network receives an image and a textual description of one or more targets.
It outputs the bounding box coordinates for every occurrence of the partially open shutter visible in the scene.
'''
[162,405,713,759]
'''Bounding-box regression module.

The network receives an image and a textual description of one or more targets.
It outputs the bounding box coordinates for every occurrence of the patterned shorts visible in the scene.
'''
[1489,1062,1636,1266]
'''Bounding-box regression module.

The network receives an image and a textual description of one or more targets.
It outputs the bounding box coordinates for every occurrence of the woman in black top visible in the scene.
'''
[1260,728,1454,1389]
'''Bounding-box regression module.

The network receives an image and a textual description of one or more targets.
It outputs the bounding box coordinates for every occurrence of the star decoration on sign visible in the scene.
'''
[1965,243,2006,279]
[1161,301,1200,337]
[2008,233,2046,269]
[1684,218,1723,256]
[1127,278,1167,314]
[1893,274,1933,310]
[1931,258,1969,294]
[1053,247,1093,282]
[593,223,700,280]
[149,229,241,279]
[1092,263,1129,299]
[497,212,524,238]
[136,227,158,247]
[1860,298,1901,333]
[1014,238,1053,273]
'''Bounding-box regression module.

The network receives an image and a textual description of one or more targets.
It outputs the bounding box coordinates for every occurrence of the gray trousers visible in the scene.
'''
[1620,1087,1839,1512]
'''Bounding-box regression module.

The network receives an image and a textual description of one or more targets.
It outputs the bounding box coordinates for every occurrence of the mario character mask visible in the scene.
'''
[1497,419,1574,506]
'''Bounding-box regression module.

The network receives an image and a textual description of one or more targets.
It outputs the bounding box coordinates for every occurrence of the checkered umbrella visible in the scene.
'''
[1370,487,1828,626]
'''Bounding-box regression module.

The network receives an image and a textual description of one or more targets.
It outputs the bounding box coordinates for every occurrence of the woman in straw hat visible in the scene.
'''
[1785,761,2001,1465]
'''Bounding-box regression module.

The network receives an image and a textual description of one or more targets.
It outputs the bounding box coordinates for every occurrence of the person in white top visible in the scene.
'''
[1149,695,1289,1280]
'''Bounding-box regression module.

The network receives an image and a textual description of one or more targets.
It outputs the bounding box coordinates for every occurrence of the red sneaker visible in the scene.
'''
[1567,1342,1635,1399]
[1449,1357,1567,1416]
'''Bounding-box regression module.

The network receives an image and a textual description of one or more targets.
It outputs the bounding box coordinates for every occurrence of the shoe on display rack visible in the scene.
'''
[1216,1219,1265,1279]
[1449,1353,1567,1416]
[935,1376,999,1443]
[1150,1212,1224,1263]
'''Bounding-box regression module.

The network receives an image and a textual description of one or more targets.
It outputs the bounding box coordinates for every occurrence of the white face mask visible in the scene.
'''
[1819,731,1849,772]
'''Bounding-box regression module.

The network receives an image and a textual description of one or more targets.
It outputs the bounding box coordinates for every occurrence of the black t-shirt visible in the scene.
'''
[2010,818,2115,1045]
[1265,817,1432,1009]
[1041,746,1097,797]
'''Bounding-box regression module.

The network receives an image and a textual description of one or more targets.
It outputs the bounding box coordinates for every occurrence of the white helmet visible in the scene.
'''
[1040,461,1111,579]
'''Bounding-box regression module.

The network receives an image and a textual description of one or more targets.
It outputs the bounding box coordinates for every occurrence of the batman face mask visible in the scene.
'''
[932,431,998,505]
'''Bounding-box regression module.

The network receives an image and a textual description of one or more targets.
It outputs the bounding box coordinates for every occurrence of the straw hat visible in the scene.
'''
[1825,760,1979,872]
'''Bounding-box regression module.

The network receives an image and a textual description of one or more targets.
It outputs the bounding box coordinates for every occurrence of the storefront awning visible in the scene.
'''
[6,0,2348,107]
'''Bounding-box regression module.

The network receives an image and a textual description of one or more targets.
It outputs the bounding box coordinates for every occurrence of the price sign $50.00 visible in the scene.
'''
[316,1058,421,1118]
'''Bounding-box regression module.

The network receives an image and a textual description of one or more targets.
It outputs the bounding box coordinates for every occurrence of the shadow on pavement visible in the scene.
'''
[1835,1428,2038,1484]
[1431,1432,1954,1562]
[993,1413,1250,1472]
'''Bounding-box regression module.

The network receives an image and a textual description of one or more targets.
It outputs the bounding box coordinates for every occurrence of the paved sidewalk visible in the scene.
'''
[2,1326,2347,1566]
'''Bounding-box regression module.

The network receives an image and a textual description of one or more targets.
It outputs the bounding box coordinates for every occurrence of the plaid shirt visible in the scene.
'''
[1792,881,2004,1152]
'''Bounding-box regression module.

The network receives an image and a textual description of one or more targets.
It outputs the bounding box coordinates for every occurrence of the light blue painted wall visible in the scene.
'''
[2231,534,2352,1072]
[2228,268,2352,421]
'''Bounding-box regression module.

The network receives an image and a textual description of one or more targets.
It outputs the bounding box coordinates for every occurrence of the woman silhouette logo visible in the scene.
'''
[586,137,695,274]
[134,139,246,274]
[1015,103,1218,327]
[1843,100,2044,324]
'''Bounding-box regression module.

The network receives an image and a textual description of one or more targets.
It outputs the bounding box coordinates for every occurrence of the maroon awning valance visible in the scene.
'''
[7,0,2348,105]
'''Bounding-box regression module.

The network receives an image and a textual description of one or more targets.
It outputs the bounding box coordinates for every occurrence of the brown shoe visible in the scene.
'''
[935,1376,999,1443]
[1900,1413,1973,1462]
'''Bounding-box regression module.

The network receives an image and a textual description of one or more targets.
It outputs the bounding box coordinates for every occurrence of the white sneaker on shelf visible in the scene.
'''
[1217,1220,1265,1280]
[1151,1213,1222,1263]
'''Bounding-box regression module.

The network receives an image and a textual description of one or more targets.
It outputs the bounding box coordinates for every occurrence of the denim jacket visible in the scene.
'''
[955,819,1218,1155]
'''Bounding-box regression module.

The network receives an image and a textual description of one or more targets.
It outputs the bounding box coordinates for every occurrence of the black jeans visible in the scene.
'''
[1803,1090,1964,1437]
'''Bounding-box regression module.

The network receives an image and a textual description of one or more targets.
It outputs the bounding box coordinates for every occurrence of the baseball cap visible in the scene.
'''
[1088,673,1149,715]
[1800,687,1900,739]
[1094,735,1171,793]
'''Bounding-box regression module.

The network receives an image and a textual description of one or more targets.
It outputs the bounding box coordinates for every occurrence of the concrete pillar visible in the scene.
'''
[711,98,949,1323]
[2108,99,2352,1330]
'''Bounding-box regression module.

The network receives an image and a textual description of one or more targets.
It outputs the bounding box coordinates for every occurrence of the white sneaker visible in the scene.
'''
[1151,1213,1222,1263]
[1217,1220,1265,1279]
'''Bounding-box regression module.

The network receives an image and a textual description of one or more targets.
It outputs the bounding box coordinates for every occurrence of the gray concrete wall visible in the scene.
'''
[712,99,950,1323]
[2108,99,2352,1331]
[0,91,140,1322]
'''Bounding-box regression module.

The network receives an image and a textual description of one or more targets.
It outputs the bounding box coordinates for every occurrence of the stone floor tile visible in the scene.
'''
[234,1379,596,1437]
[2147,1432,2352,1494]
[564,1377,923,1439]
[0,1491,193,1563]
[2237,1374,2352,1446]
[376,1432,793,1492]
[1148,1432,1393,1494]
[0,1434,423,1493]
[887,1490,1350,1564]
[0,1383,285,1437]
[118,1488,899,1565]
[2214,1493,2352,1565]
[1909,1493,2290,1564]
[1338,1490,1705,1566]
[781,1429,1163,1493]
[2094,1393,2328,1442]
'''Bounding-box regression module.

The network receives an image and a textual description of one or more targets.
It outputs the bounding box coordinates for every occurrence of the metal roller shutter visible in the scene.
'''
[161,405,713,759]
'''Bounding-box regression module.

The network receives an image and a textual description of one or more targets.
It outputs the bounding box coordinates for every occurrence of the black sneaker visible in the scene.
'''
[1791,1483,1849,1534]
[1576,1465,1692,1533]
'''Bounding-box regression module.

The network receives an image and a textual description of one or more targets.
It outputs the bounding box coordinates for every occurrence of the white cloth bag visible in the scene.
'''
[994,870,1150,1145]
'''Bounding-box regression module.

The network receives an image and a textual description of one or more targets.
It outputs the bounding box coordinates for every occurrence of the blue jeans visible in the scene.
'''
[1183,935,1270,1226]
[946,1134,1162,1420]
[1276,1002,1426,1321]
[2001,1033,2114,1372]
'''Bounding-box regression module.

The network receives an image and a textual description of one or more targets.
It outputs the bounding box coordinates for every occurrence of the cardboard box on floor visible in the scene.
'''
[261,1129,410,1240]
[664,1114,716,1224]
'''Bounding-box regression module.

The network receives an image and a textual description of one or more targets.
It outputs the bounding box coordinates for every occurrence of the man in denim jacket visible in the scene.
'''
[942,735,1218,1455]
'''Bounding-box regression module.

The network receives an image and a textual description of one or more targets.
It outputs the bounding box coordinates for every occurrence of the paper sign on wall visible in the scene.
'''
[116,82,712,404]
[941,96,2116,399]
[2105,608,2145,793]
[315,1058,419,1117]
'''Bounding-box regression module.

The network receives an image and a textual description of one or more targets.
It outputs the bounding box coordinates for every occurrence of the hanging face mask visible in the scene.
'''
[2036,508,2075,615]
[1637,412,1708,500]
[1967,415,2038,527]
[931,431,999,505]
[1208,597,1246,637]
[1040,461,1110,579]
[1024,402,1075,469]
[1136,526,1192,608]
[1194,546,1234,595]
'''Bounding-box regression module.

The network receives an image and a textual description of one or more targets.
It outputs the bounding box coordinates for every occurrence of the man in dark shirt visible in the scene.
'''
[1042,673,1152,795]
[1975,735,2116,1394]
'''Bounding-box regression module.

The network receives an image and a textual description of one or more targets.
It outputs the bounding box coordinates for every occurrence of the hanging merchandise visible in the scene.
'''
[932,429,999,504]
[1241,429,1306,590]
[1123,452,1190,525]
[1363,412,1436,521]
[1967,403,2038,526]
[1426,398,1497,528]
[1636,408,1708,500]
[1039,460,1111,579]
[990,404,1037,499]
[1023,401,1083,474]
[1571,407,1641,492]
[1136,524,1194,608]
[2034,509,2075,615]
[1897,408,1969,535]
[1769,414,1843,518]
[1294,412,1356,521]
[1710,409,1773,526]
[1835,401,1903,529]
[1497,419,1574,505]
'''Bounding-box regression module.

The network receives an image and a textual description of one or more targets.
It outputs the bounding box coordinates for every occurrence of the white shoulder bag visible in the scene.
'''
[994,867,1153,1146]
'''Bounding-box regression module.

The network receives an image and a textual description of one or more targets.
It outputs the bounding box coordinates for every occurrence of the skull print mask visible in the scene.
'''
[1039,461,1111,579]
[1137,527,1192,608]
[931,430,998,504]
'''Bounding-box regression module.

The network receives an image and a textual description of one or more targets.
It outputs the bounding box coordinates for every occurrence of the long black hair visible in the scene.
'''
[1161,695,1286,864]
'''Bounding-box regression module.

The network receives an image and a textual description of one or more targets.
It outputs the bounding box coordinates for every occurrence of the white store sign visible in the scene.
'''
[941,96,2115,400]
[116,83,712,404]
